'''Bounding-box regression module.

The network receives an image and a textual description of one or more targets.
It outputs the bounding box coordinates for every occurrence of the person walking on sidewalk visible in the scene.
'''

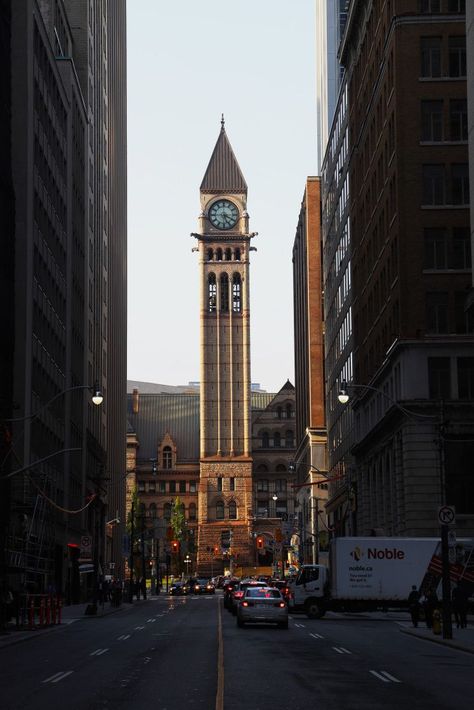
[452,583,469,629]
[408,585,421,627]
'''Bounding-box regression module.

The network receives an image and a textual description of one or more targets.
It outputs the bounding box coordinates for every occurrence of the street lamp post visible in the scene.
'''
[272,494,285,580]
[184,554,191,576]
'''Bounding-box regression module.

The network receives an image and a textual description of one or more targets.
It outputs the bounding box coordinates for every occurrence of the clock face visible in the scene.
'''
[209,200,239,230]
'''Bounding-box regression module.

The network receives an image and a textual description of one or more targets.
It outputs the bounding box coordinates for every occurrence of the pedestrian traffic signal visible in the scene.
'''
[171,540,180,554]
[256,535,264,550]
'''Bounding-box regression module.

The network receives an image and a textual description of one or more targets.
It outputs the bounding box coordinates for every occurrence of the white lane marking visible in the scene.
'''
[90,648,109,656]
[333,646,352,654]
[310,633,324,639]
[43,671,73,684]
[117,635,126,640]
[135,625,145,630]
[379,671,401,683]
[147,618,153,623]
[122,634,131,639]
[294,623,306,628]
[370,670,393,683]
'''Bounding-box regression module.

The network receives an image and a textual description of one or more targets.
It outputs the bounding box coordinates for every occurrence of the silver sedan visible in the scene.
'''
[236,587,288,629]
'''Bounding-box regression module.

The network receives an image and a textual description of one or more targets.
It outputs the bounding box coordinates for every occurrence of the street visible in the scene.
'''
[1,593,473,710]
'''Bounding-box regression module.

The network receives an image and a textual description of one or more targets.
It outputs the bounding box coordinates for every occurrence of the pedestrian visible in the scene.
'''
[407,585,421,627]
[452,583,469,629]
[423,589,438,629]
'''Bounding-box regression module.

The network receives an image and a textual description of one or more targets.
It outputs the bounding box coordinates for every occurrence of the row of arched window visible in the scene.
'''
[207,247,241,262]
[259,431,295,448]
[215,500,237,520]
[208,273,241,313]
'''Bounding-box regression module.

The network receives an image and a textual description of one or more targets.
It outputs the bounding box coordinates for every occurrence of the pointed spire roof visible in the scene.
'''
[200,116,247,194]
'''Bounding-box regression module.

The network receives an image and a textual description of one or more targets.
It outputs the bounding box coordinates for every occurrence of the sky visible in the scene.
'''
[127,0,316,393]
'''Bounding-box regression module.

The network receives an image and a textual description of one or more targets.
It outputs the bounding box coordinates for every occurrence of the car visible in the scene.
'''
[270,579,291,603]
[223,579,240,609]
[169,581,189,596]
[229,580,268,615]
[236,587,289,629]
[193,578,215,594]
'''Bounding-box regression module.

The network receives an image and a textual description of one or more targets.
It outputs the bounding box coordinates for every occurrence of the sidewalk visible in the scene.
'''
[0,596,158,649]
[400,621,474,655]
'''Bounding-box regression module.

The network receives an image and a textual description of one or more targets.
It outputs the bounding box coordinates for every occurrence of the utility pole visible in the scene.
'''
[141,513,147,600]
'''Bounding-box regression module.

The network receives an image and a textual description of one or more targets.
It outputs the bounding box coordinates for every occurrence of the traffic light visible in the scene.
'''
[171,540,180,554]
[256,535,264,550]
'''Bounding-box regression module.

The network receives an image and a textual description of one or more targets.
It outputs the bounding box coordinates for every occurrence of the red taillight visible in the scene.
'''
[234,591,244,599]
[279,602,286,608]
[242,601,249,607]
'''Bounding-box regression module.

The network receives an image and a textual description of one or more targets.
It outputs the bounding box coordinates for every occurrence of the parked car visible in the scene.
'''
[229,580,268,615]
[193,578,215,594]
[169,581,189,596]
[236,587,289,629]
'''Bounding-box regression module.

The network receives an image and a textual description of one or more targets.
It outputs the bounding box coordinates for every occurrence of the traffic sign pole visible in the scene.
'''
[440,524,453,640]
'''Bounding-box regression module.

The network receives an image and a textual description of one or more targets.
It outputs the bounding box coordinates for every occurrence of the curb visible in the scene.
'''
[400,626,474,655]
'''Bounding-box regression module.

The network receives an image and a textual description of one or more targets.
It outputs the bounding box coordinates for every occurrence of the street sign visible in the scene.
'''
[447,530,456,548]
[80,535,93,561]
[438,505,455,526]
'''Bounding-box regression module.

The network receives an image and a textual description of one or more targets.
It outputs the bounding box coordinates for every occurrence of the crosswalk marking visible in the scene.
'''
[42,671,73,684]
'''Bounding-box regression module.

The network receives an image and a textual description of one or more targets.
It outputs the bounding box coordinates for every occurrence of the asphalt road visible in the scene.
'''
[1,594,473,710]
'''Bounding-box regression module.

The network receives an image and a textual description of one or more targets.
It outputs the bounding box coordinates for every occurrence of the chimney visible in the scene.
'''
[132,388,139,413]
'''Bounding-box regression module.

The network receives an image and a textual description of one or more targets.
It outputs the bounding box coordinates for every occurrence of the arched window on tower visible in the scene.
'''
[228,501,237,520]
[207,248,214,261]
[216,501,224,520]
[208,274,217,312]
[163,446,172,469]
[220,273,229,312]
[235,248,241,261]
[225,248,232,261]
[216,248,223,261]
[232,273,241,313]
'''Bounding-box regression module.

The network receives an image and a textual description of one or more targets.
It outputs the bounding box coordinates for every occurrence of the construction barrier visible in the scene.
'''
[24,595,63,629]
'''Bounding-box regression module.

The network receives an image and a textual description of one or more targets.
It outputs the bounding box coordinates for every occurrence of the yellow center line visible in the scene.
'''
[216,596,224,710]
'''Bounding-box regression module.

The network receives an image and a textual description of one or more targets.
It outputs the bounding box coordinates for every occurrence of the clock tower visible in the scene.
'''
[193,118,255,575]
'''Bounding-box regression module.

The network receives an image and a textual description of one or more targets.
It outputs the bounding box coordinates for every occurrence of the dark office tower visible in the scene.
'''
[4,0,127,600]
[331,0,473,537]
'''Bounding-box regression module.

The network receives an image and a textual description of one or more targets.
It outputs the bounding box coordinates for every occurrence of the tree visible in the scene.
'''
[170,496,185,542]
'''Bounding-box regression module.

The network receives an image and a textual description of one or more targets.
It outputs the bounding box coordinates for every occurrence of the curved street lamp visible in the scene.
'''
[4,382,103,424]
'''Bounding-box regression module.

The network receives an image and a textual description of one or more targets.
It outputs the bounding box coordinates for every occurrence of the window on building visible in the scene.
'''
[216,501,224,520]
[422,164,445,204]
[169,481,176,494]
[277,406,282,419]
[424,228,448,269]
[179,480,186,493]
[452,228,471,268]
[138,481,145,492]
[228,501,237,520]
[216,248,223,261]
[426,291,449,333]
[257,479,269,492]
[257,501,269,517]
[450,99,467,141]
[420,0,440,11]
[189,503,197,520]
[208,274,217,312]
[149,503,157,519]
[458,357,474,399]
[189,480,197,493]
[148,480,156,493]
[217,477,223,492]
[159,481,166,493]
[421,100,443,141]
[220,273,229,312]
[285,430,294,447]
[448,0,465,11]
[235,248,241,261]
[163,446,172,469]
[448,36,466,77]
[207,248,214,261]
[420,37,442,77]
[225,248,232,261]
[455,292,474,333]
[428,357,451,398]
[445,440,474,514]
[232,273,241,312]
[273,432,281,447]
[275,479,287,492]
[229,477,235,491]
[276,499,287,517]
[164,502,172,521]
[261,432,269,448]
[451,164,469,204]
[286,404,292,419]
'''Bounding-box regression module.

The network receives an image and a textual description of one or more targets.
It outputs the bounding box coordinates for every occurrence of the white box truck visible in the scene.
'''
[287,537,474,618]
